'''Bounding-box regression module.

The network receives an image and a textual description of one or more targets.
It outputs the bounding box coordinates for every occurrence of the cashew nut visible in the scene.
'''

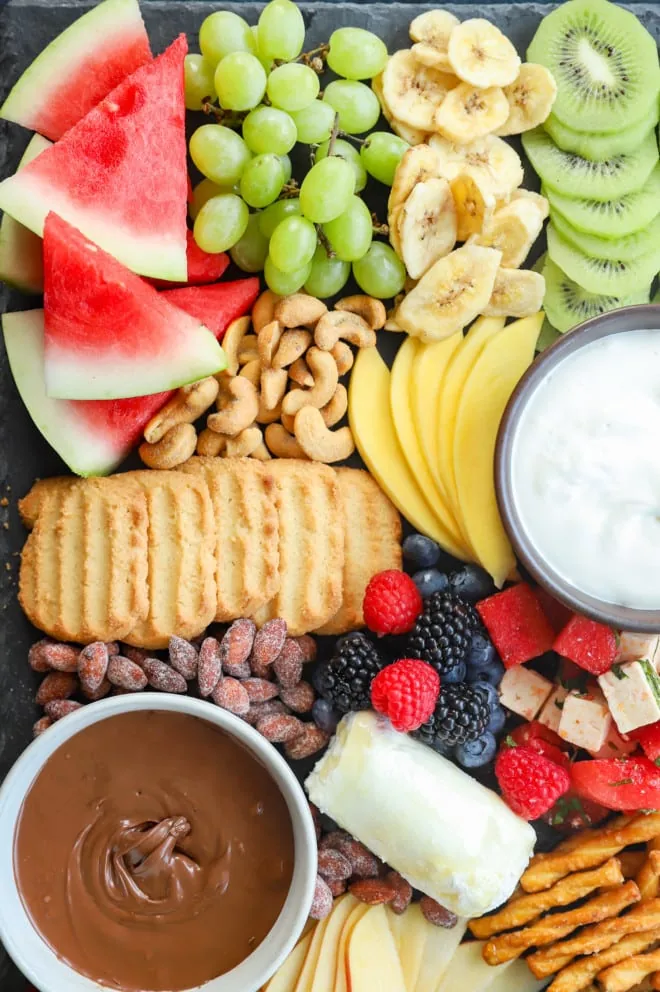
[207,376,260,436]
[293,407,355,463]
[225,426,263,458]
[139,423,198,469]
[282,348,339,416]
[273,329,312,368]
[320,384,348,427]
[197,428,227,457]
[252,290,280,333]
[239,358,262,389]
[221,316,251,375]
[258,320,282,368]
[251,441,272,461]
[314,310,377,350]
[237,334,259,365]
[143,377,219,444]
[265,423,309,459]
[288,357,314,388]
[336,295,387,330]
[280,410,295,433]
[274,294,327,328]
[256,394,283,425]
[331,341,354,376]
[260,367,288,411]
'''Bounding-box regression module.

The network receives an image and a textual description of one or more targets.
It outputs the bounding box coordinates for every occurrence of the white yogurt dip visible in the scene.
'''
[511,328,660,610]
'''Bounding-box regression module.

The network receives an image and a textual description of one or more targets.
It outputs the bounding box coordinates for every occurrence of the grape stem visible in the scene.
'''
[274,43,329,74]
[371,213,389,236]
[316,226,336,259]
[326,113,341,157]
[201,99,247,128]
[280,180,301,199]
[337,131,367,147]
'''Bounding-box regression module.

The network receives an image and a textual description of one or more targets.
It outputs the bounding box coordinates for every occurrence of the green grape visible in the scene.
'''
[279,154,292,184]
[353,242,406,299]
[289,101,336,144]
[299,157,355,224]
[327,27,388,80]
[258,198,301,239]
[360,131,408,186]
[267,63,320,113]
[251,25,273,71]
[269,215,317,272]
[323,80,381,134]
[257,0,305,62]
[199,12,255,66]
[189,125,252,185]
[264,254,312,295]
[194,194,249,253]
[183,54,216,111]
[315,138,367,194]
[240,154,285,208]
[322,195,373,261]
[230,213,269,272]
[190,177,239,221]
[304,243,350,298]
[214,52,267,111]
[242,106,297,155]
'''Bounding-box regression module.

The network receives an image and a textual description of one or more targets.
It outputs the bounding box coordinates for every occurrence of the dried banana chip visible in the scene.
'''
[448,19,520,88]
[388,143,440,212]
[400,177,457,279]
[428,133,524,199]
[412,42,454,72]
[510,188,549,220]
[495,63,558,136]
[383,49,457,131]
[435,83,509,144]
[451,173,496,241]
[372,72,429,146]
[410,10,459,45]
[473,197,546,267]
[483,267,546,317]
[388,202,404,256]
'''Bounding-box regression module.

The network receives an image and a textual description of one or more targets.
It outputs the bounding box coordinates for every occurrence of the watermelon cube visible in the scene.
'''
[571,756,660,811]
[476,583,555,668]
[554,615,617,676]
[630,722,660,764]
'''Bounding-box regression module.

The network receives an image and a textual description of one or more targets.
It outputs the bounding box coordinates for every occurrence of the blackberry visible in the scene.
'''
[406,591,480,678]
[414,683,490,748]
[314,633,386,714]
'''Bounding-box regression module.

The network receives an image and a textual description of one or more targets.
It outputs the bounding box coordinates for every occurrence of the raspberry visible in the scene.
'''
[371,659,440,732]
[363,570,422,636]
[495,743,571,821]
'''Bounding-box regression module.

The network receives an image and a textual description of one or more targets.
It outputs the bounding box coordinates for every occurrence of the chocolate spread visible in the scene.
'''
[14,711,295,991]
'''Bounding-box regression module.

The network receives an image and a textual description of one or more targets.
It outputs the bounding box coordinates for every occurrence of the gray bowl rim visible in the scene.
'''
[496,303,660,634]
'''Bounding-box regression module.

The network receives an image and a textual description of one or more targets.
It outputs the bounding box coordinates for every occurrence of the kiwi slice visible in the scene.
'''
[537,318,562,352]
[544,164,660,238]
[547,224,660,296]
[543,104,658,162]
[522,128,658,202]
[527,0,660,133]
[551,209,660,261]
[542,256,650,333]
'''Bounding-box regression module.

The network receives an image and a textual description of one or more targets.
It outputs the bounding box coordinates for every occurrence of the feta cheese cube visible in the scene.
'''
[617,632,660,669]
[499,666,553,721]
[587,721,638,760]
[537,685,569,734]
[558,691,612,752]
[599,660,660,734]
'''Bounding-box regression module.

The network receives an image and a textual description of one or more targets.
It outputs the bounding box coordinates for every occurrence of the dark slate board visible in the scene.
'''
[1,2,659,987]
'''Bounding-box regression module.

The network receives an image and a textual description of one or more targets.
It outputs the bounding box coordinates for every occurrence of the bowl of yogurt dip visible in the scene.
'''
[496,304,660,632]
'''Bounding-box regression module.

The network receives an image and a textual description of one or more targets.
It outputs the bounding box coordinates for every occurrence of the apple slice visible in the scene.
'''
[309,895,358,992]
[486,957,549,992]
[411,333,462,502]
[263,930,314,992]
[293,912,331,992]
[436,940,515,992]
[335,902,370,992]
[348,905,407,992]
[395,904,428,991]
[415,917,468,992]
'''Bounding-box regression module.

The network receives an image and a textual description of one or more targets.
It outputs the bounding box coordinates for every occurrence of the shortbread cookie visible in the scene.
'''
[19,476,73,530]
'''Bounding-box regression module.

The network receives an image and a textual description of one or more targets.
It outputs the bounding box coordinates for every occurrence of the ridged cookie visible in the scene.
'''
[252,460,344,636]
[179,456,279,621]
[19,477,149,643]
[316,468,402,635]
[122,471,217,649]
[19,476,73,530]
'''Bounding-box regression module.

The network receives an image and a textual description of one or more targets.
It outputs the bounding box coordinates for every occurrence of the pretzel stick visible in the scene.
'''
[469,858,624,940]
[651,973,660,990]
[482,881,640,965]
[620,851,648,880]
[547,929,660,992]
[598,948,660,992]
[528,898,660,978]
[637,852,660,901]
[521,815,660,893]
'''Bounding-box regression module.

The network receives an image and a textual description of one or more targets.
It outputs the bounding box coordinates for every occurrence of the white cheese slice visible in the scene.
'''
[599,660,660,734]
[436,940,514,992]
[617,632,660,667]
[486,957,549,992]
[558,690,612,751]
[537,685,568,733]
[414,917,468,992]
[499,666,553,720]
[588,720,638,759]
[306,712,536,919]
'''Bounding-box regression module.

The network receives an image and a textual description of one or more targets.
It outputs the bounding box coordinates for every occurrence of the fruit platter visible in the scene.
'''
[1,0,660,989]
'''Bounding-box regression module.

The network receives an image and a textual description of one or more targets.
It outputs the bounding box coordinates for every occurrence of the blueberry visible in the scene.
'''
[442,661,466,684]
[466,654,505,688]
[449,564,495,603]
[403,534,441,570]
[471,680,500,711]
[412,568,449,599]
[455,731,498,769]
[466,631,497,670]
[312,698,339,734]
[429,737,455,758]
[487,704,507,735]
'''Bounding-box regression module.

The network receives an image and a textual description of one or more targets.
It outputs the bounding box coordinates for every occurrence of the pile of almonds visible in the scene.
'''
[29,618,329,761]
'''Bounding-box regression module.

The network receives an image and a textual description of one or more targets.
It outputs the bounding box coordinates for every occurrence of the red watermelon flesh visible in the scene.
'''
[148,231,230,288]
[161,279,260,338]
[43,212,225,400]
[0,36,188,282]
[0,0,152,142]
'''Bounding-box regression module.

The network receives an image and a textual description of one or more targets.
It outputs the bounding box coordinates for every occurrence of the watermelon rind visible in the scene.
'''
[3,310,133,476]
[0,0,151,142]
[0,134,52,293]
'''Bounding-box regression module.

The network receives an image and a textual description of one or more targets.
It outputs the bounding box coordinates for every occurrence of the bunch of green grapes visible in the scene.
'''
[186,0,409,299]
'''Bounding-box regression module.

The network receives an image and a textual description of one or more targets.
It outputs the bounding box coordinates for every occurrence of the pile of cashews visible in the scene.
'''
[139,290,386,469]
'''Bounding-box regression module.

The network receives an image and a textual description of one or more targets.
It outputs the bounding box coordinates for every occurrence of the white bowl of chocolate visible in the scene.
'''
[0,693,317,992]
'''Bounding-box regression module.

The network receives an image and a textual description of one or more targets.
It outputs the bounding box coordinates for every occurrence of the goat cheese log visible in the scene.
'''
[306,712,536,918]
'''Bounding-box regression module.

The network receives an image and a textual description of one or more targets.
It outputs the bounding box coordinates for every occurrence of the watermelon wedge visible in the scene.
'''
[43,213,225,400]
[0,134,51,293]
[148,231,230,288]
[0,36,188,282]
[161,278,260,336]
[0,0,152,142]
